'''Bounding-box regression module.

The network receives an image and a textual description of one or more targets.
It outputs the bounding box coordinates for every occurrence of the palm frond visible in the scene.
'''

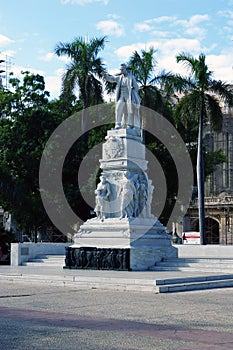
[205,94,223,131]
[61,65,78,98]
[157,72,196,94]
[88,77,104,105]
[89,36,107,56]
[54,36,107,104]
[209,80,233,106]
[174,92,200,127]
[176,52,197,75]
[128,47,157,86]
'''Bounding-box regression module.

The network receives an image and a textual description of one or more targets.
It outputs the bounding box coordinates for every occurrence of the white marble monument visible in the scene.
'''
[68,64,177,271]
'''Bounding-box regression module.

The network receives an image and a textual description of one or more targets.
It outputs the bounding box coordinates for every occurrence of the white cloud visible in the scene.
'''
[160,38,202,57]
[218,10,233,19]
[107,13,121,20]
[147,16,177,24]
[9,65,64,99]
[0,34,15,46]
[114,42,156,61]
[185,26,205,38]
[44,68,65,99]
[206,52,233,83]
[160,48,233,84]
[158,39,202,75]
[134,16,176,33]
[134,23,151,33]
[2,65,45,89]
[189,14,210,25]
[159,55,187,76]
[39,51,70,64]
[40,52,55,62]
[96,20,124,37]
[58,56,71,64]
[134,14,209,41]
[0,50,16,58]
[150,30,171,38]
[11,65,45,78]
[114,38,203,75]
[61,0,108,5]
[177,14,209,27]
[176,14,210,39]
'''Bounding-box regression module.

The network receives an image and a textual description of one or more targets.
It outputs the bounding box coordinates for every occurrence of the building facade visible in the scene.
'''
[183,93,233,244]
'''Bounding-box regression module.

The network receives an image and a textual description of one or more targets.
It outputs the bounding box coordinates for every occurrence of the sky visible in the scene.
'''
[0,0,232,99]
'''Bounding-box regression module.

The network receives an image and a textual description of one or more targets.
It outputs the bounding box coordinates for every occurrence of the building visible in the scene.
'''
[183,89,233,244]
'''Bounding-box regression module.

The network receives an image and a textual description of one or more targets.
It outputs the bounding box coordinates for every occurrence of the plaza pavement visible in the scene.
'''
[1,264,233,293]
[0,265,233,349]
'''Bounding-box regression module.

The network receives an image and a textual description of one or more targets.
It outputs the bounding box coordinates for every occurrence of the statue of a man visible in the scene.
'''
[102,64,141,129]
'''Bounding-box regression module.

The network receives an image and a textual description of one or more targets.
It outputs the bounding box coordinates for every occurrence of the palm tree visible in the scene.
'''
[54,36,107,131]
[128,48,180,225]
[168,52,233,244]
[128,47,171,118]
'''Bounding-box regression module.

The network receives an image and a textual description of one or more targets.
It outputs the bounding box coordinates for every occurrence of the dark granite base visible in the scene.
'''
[64,246,130,271]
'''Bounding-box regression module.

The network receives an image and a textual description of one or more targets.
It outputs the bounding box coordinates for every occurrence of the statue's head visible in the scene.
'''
[101,175,106,182]
[120,63,127,74]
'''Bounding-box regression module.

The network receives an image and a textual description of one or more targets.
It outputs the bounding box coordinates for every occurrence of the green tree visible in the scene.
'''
[54,36,107,131]
[128,47,171,118]
[167,52,233,244]
[0,72,67,242]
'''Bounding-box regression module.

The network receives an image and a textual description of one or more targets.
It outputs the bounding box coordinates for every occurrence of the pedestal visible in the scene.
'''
[65,127,177,271]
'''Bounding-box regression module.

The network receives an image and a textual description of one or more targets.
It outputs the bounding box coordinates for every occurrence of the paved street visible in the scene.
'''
[0,281,233,349]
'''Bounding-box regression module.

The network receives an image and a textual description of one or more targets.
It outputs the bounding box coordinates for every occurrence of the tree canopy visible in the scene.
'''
[0,72,75,241]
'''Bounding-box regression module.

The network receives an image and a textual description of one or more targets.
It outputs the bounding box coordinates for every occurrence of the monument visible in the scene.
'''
[65,64,177,271]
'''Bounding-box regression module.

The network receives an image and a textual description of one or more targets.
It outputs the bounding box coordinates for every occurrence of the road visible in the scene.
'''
[0,282,233,349]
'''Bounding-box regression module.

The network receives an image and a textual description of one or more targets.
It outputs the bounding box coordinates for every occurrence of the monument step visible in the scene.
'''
[1,271,233,293]
[157,277,233,293]
[22,255,65,267]
[163,258,233,263]
[151,258,233,272]
[156,261,233,267]
[155,274,233,285]
[0,273,160,292]
[151,266,233,273]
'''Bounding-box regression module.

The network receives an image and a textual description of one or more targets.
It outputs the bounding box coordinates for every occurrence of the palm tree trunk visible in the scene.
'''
[81,78,90,134]
[197,96,206,245]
